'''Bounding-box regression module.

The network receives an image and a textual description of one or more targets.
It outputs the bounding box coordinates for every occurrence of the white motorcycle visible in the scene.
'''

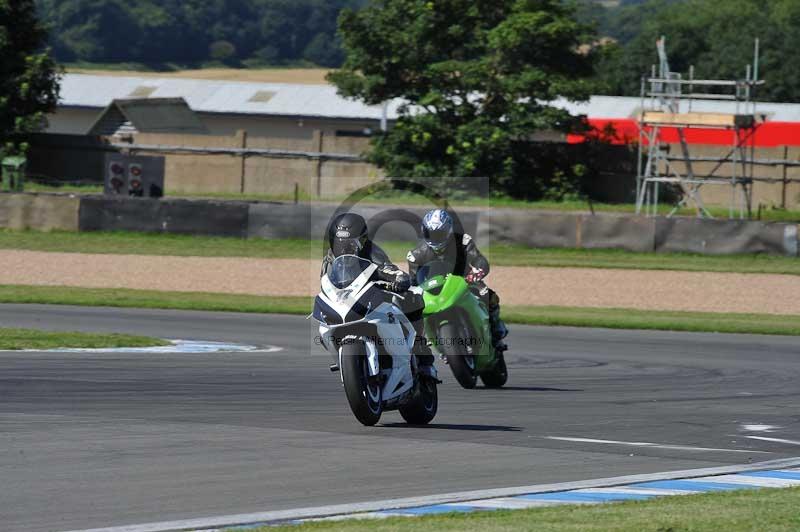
[313,254,438,426]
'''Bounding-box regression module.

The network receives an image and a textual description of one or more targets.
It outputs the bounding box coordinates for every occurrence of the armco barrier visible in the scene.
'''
[79,196,249,237]
[578,214,656,252]
[0,193,79,231]
[480,210,798,256]
[0,193,795,257]
[655,218,797,256]
[478,211,579,248]
[247,203,333,240]
[246,203,480,243]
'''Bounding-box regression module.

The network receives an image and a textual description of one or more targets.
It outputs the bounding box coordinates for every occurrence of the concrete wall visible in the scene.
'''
[29,130,380,199]
[79,196,249,237]
[0,194,80,231]
[134,132,246,194]
[133,130,379,199]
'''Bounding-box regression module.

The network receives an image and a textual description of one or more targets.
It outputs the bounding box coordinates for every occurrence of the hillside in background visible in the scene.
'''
[37,0,365,68]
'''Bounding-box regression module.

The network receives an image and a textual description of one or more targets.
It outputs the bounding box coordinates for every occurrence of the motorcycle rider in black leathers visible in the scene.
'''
[408,209,508,352]
[322,212,438,380]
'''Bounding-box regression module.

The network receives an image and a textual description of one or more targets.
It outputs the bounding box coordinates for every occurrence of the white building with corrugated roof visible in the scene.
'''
[49,73,403,141]
[51,73,800,142]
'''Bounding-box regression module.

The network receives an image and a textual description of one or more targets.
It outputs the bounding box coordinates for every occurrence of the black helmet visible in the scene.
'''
[329,212,369,257]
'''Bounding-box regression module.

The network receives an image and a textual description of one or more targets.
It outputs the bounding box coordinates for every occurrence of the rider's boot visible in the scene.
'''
[489,304,508,348]
[403,293,438,381]
[414,337,439,381]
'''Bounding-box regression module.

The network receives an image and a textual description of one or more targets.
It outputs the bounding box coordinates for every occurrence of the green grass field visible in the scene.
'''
[0,327,166,350]
[2,230,799,275]
[2,285,797,337]
[259,487,800,532]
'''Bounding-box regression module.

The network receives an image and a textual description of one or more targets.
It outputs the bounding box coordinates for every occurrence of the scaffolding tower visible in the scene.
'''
[636,37,765,218]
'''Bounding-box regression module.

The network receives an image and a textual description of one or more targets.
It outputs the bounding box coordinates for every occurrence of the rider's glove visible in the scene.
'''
[465,267,486,283]
[391,276,411,293]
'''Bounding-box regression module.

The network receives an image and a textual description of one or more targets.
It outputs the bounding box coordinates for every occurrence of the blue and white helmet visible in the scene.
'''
[422,209,454,253]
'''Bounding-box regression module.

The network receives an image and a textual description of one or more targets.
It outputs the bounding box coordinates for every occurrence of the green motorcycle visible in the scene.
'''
[418,261,508,389]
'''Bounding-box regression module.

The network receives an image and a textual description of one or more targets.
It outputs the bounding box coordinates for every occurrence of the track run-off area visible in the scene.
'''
[1,304,799,531]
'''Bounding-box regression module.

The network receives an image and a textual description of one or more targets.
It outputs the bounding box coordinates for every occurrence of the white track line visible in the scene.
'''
[23,340,284,354]
[545,436,769,453]
[449,498,579,510]
[744,435,800,446]
[741,424,781,433]
[704,474,800,488]
[576,487,694,496]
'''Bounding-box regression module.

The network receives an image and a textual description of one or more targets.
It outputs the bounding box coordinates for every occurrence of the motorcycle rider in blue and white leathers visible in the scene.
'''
[407,209,508,352]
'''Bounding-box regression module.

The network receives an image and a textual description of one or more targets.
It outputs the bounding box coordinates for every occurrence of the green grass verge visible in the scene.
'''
[0,230,317,259]
[2,285,798,336]
[23,182,104,194]
[2,230,799,275]
[260,487,800,532]
[0,285,312,315]
[0,327,167,350]
[482,245,800,275]
[504,306,800,336]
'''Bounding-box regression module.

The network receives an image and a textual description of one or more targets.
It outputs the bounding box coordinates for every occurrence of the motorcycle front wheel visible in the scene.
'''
[340,341,382,426]
[438,321,477,389]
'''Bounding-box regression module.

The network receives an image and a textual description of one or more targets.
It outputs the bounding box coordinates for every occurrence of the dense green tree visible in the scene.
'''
[329,0,596,196]
[0,0,60,154]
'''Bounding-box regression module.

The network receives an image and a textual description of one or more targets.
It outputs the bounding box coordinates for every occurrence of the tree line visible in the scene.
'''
[32,0,800,103]
[7,0,800,199]
[36,0,365,68]
[581,0,800,103]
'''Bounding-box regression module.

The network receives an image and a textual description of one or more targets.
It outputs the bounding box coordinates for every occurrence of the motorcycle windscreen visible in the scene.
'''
[416,260,452,287]
[328,254,374,289]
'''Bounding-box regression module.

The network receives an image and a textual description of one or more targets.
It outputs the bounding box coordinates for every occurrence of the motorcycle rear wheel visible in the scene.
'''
[340,341,382,426]
[399,378,438,425]
[480,352,508,388]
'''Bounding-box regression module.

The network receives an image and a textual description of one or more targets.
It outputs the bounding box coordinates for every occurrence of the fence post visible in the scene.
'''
[314,129,324,198]
[238,129,248,194]
[782,145,789,209]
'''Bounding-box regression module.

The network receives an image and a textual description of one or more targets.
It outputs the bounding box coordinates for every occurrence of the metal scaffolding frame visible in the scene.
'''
[636,37,765,218]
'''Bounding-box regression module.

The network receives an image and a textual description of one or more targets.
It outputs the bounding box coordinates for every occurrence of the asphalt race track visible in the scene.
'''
[1,304,799,532]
